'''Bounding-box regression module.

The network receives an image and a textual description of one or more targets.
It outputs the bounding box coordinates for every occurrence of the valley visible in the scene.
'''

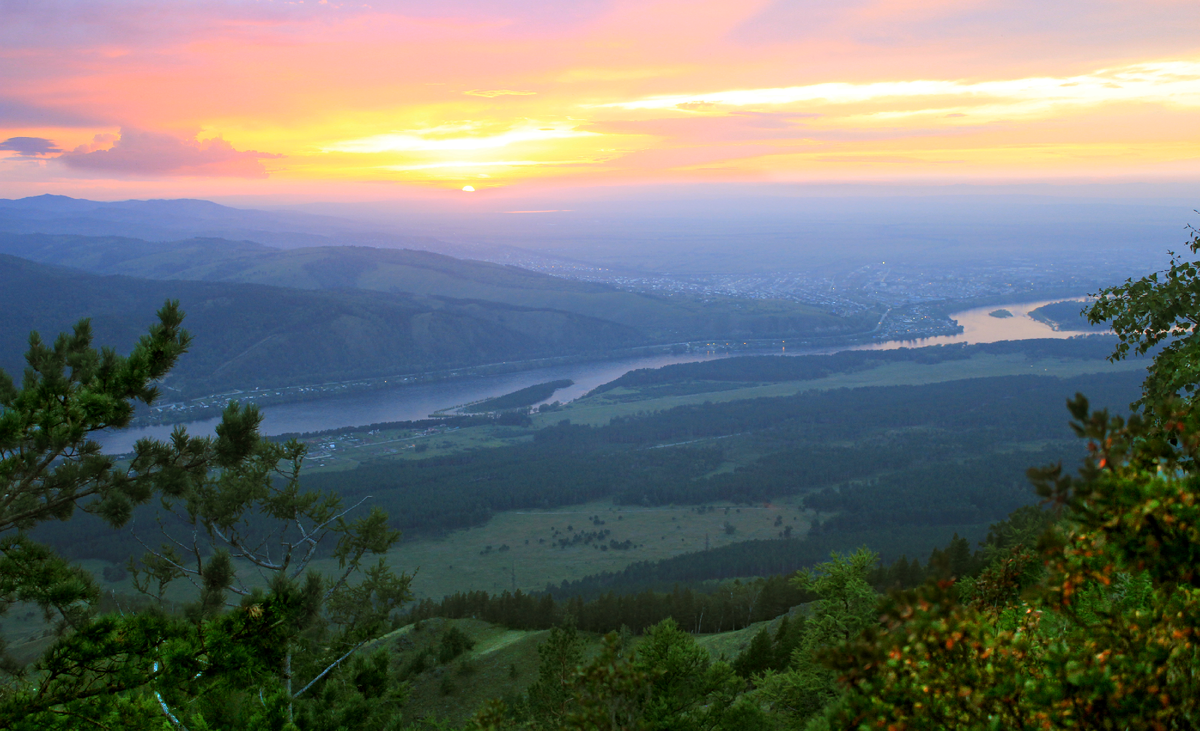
[36,336,1144,608]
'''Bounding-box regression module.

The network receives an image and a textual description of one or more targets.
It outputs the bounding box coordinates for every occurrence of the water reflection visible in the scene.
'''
[97,299,1097,453]
[861,299,1098,350]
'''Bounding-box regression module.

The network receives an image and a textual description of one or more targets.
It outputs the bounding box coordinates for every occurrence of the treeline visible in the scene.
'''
[271,415,498,441]
[404,524,1010,635]
[545,524,986,601]
[590,336,1119,395]
[464,379,574,412]
[404,576,806,636]
[596,369,1137,446]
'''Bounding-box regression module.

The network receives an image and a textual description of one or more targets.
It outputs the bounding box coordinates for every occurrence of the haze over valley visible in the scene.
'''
[0,191,1166,412]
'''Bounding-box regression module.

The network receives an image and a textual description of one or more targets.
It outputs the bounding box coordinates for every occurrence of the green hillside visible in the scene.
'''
[357,616,780,727]
[0,254,645,397]
[373,619,549,727]
[0,233,862,341]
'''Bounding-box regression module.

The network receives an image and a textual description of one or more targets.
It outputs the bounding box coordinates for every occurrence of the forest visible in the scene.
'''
[589,335,1119,395]
[2,226,1199,729]
[299,366,1138,536]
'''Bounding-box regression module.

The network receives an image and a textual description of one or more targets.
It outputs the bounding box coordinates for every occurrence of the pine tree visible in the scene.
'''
[733,627,775,678]
[0,303,410,729]
[524,621,585,727]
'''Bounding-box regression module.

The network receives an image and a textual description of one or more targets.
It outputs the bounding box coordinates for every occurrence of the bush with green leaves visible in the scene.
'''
[809,221,1200,729]
[813,396,1200,729]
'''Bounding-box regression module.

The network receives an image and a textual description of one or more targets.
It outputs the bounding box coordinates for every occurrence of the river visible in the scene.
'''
[96,299,1096,453]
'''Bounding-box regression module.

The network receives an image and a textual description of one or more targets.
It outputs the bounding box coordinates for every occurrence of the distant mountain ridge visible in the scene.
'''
[0,196,869,394]
[0,231,861,341]
[0,194,473,256]
[0,253,647,397]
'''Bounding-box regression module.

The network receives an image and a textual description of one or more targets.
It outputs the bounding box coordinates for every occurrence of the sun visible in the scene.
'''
[462,185,475,192]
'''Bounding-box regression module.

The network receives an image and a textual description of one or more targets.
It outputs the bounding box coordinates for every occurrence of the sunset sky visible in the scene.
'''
[2,0,1199,200]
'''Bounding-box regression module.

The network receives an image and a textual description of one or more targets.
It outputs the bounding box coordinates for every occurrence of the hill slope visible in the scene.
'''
[0,232,861,341]
[0,254,645,396]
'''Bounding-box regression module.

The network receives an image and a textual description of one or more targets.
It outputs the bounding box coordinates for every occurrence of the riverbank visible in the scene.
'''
[97,296,1101,454]
[132,319,962,428]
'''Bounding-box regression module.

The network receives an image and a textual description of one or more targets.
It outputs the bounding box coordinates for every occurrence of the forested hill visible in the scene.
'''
[0,232,863,341]
[0,253,645,396]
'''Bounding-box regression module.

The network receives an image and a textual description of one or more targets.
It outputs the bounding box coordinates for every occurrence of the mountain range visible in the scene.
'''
[0,253,650,397]
[0,197,867,396]
[0,230,858,340]
[0,194,463,254]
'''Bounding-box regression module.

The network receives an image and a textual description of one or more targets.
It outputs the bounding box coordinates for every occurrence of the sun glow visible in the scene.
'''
[378,159,593,171]
[322,125,596,154]
[2,0,1199,195]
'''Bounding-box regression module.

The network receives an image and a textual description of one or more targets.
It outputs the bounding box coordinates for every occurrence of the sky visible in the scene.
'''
[1,0,1199,200]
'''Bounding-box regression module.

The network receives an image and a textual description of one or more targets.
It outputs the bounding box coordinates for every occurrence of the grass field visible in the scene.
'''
[294,422,535,473]
[1,603,57,666]
[695,611,797,661]
[309,498,820,601]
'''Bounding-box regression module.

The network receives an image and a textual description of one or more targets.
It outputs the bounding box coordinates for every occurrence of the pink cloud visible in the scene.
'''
[59,129,282,178]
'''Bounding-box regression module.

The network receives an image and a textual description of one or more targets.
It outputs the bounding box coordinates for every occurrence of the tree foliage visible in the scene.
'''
[1086,223,1200,406]
[0,303,410,730]
[478,618,766,731]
